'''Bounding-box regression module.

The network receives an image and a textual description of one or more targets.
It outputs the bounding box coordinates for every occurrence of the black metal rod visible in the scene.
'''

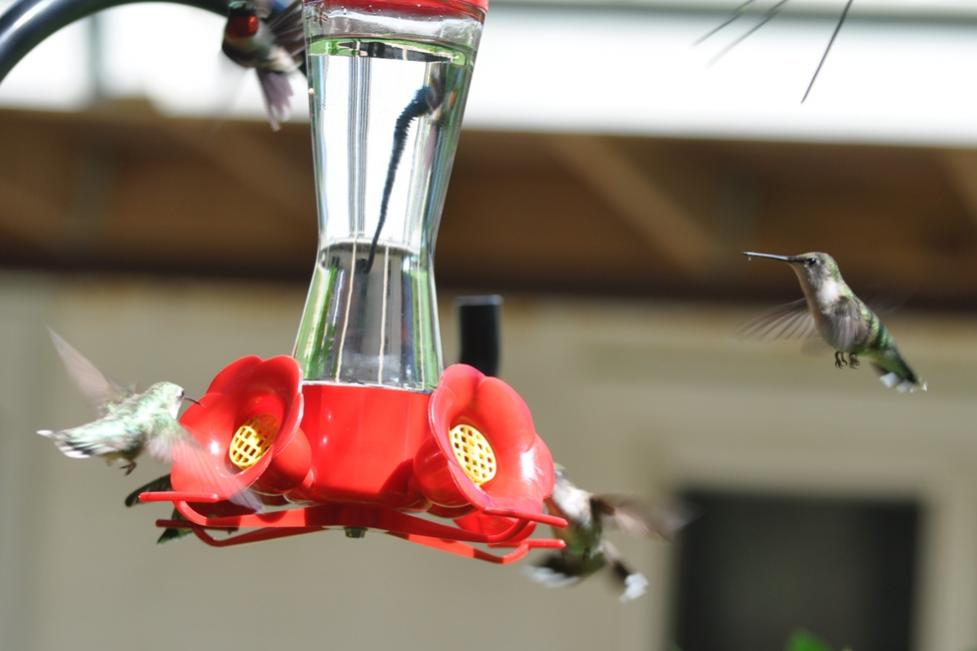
[0,0,229,84]
[457,295,502,377]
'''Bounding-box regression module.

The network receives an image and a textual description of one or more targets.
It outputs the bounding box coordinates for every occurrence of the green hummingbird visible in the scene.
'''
[38,330,261,509]
[525,467,690,602]
[124,474,245,544]
[221,0,304,130]
[124,474,190,544]
[743,251,926,393]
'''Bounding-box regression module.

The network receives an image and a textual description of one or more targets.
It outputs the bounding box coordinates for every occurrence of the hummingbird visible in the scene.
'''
[742,251,926,393]
[525,467,690,602]
[37,330,261,509]
[221,0,305,130]
[124,474,243,544]
[124,474,190,544]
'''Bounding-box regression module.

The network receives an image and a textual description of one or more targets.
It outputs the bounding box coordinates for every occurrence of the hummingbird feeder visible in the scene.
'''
[129,0,569,562]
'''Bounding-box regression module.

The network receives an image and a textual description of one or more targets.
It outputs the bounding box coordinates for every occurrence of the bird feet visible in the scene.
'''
[121,461,137,476]
[834,352,859,369]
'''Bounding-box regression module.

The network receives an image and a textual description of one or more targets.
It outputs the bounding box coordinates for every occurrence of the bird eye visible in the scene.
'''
[807,258,818,266]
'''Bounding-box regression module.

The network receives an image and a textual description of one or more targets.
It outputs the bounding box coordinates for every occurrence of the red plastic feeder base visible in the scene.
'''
[146,358,566,564]
[140,493,566,564]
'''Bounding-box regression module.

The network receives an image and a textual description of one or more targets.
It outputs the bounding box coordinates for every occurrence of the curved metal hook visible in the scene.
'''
[0,0,229,84]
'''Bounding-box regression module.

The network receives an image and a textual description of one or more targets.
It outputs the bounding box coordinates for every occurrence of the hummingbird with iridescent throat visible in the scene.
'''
[525,467,690,602]
[221,0,304,130]
[37,330,260,509]
[742,251,926,393]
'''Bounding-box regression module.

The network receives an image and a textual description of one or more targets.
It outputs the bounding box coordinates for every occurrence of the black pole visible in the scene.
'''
[0,0,229,84]
[456,295,502,377]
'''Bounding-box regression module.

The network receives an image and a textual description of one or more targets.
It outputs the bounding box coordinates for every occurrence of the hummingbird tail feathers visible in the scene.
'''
[157,508,192,544]
[871,348,926,393]
[257,69,293,131]
[36,428,99,459]
[607,555,649,603]
[124,474,172,507]
[157,526,192,544]
[620,572,649,603]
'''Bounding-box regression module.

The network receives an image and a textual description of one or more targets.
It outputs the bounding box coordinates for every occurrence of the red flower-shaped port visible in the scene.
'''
[413,364,556,524]
[172,355,310,503]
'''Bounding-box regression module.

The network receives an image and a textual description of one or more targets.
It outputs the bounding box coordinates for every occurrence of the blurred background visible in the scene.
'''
[2,1,977,650]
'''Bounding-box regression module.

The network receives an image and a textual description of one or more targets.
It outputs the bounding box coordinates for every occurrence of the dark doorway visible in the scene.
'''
[673,491,919,651]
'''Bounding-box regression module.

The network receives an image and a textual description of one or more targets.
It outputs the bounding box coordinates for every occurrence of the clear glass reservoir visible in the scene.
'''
[294,0,484,391]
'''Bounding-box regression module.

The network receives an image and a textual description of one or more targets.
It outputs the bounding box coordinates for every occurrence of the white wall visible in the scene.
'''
[6,2,977,145]
[1,272,975,651]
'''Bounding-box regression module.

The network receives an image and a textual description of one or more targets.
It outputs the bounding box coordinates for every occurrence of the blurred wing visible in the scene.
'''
[145,417,188,463]
[47,328,127,411]
[124,473,172,507]
[168,434,264,512]
[523,552,584,589]
[737,299,817,341]
[592,495,695,541]
[829,296,869,350]
[267,0,305,60]
[861,286,916,316]
[252,0,273,19]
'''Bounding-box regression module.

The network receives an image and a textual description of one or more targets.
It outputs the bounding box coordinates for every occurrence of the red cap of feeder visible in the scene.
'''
[308,0,488,16]
[174,355,310,500]
[414,364,556,521]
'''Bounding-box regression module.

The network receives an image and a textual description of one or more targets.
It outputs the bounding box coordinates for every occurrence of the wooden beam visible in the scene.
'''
[162,123,314,223]
[0,175,66,251]
[548,135,718,275]
[941,149,977,229]
[76,99,313,225]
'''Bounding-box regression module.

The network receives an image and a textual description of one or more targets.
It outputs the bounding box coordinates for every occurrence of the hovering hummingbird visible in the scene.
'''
[525,467,690,602]
[221,0,305,130]
[742,251,926,393]
[37,330,260,509]
[124,474,190,544]
[124,474,243,544]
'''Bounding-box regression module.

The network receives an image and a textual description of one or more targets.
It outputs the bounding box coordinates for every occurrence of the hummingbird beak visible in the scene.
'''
[182,395,201,406]
[742,251,802,264]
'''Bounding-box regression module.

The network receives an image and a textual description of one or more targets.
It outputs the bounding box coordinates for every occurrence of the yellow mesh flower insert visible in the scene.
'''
[449,424,496,486]
[228,414,277,470]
